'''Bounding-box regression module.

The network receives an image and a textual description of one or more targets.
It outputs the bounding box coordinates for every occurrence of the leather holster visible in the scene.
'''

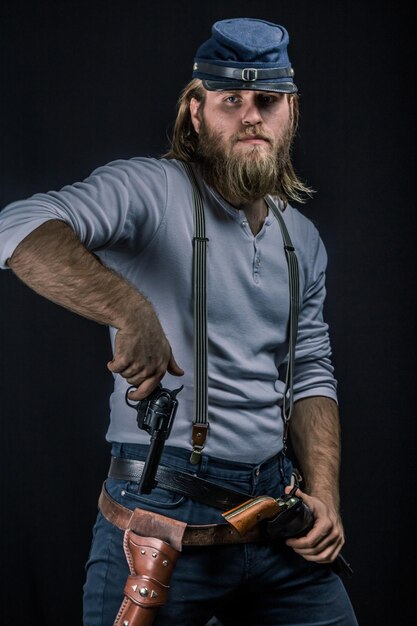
[113,507,187,626]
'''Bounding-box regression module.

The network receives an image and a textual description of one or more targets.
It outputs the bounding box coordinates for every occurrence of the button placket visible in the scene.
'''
[253,242,261,283]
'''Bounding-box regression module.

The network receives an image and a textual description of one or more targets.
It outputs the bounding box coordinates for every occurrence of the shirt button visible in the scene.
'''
[255,257,260,266]
[255,468,260,476]
[241,220,247,226]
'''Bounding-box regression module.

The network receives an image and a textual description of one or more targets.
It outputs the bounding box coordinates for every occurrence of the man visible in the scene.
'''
[0,18,358,626]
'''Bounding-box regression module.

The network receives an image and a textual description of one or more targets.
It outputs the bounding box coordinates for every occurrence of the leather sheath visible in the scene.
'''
[114,526,184,626]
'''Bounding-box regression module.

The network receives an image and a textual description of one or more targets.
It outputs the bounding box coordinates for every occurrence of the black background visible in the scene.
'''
[0,1,415,625]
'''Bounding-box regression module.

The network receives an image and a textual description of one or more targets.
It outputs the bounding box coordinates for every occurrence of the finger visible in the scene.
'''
[293,538,344,564]
[124,369,153,386]
[287,522,343,555]
[108,358,164,381]
[126,375,163,402]
[284,485,309,500]
[167,352,184,377]
[314,543,344,564]
[286,517,335,548]
[107,357,133,374]
[287,531,333,553]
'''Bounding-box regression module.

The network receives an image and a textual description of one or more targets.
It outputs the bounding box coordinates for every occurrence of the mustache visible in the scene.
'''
[232,129,273,143]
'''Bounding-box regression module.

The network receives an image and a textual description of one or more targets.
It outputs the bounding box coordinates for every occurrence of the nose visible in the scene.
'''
[241,101,263,126]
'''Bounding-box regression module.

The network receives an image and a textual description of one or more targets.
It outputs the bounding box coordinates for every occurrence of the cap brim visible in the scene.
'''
[202,79,297,93]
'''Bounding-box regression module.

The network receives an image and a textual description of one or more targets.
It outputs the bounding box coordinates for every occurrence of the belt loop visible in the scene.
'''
[252,463,261,484]
[111,442,123,457]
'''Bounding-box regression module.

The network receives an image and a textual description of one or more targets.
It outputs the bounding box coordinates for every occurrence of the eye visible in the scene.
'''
[224,95,241,104]
[258,94,279,106]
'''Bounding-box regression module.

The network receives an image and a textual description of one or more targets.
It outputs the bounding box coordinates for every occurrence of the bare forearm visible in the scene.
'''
[7,220,184,398]
[289,396,341,511]
[285,396,345,564]
[7,220,150,329]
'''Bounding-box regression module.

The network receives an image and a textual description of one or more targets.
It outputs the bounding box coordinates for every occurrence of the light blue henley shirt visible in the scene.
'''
[0,157,337,462]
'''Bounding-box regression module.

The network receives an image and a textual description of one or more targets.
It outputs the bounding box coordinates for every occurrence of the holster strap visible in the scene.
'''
[99,481,264,546]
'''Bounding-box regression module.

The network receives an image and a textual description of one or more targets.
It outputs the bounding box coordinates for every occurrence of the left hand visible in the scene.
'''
[284,486,345,564]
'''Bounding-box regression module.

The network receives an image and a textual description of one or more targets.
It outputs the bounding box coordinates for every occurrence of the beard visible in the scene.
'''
[194,119,294,204]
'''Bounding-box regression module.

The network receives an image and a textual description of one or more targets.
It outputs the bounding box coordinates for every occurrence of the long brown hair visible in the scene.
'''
[163,79,314,204]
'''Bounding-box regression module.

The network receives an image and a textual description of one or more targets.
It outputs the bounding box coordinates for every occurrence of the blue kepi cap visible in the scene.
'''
[192,18,297,93]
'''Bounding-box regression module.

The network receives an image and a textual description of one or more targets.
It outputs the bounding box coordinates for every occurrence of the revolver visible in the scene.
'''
[126,383,183,494]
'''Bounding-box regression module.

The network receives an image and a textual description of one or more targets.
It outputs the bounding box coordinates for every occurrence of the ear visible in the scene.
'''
[189,97,201,134]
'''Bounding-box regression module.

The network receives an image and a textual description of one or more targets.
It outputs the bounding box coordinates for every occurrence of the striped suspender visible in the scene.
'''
[182,163,300,461]
[265,195,301,446]
[182,163,210,464]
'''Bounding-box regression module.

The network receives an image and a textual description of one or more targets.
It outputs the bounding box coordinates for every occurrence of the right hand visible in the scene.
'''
[284,487,345,565]
[107,313,184,401]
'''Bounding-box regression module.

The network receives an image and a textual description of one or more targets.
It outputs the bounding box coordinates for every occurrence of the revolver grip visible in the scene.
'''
[222,496,284,535]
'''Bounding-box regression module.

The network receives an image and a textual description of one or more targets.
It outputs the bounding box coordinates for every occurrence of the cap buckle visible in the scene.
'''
[241,68,258,82]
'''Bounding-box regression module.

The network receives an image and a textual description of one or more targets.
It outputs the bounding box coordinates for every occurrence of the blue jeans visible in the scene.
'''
[83,443,358,626]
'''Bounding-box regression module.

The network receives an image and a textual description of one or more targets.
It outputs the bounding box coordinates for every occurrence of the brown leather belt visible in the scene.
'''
[99,482,265,546]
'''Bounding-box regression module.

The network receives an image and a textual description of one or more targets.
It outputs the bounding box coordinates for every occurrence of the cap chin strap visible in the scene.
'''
[193,61,294,81]
[182,163,300,463]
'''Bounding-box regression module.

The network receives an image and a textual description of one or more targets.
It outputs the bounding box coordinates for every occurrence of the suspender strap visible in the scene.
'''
[265,195,300,446]
[182,163,209,464]
[182,162,301,458]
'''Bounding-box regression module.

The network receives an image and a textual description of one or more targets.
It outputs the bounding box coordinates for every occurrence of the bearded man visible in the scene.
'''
[0,18,358,626]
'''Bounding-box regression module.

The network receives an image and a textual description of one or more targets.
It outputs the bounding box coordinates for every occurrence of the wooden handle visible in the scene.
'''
[221,495,285,535]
